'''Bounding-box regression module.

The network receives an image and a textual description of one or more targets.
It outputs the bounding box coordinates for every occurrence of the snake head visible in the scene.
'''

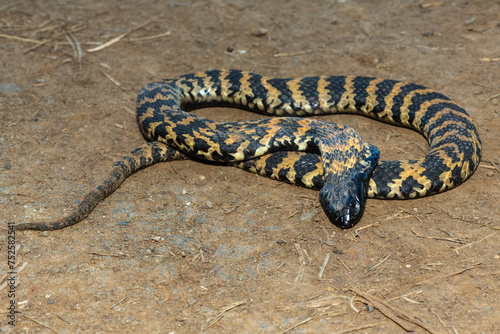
[319,143,379,229]
[319,180,365,229]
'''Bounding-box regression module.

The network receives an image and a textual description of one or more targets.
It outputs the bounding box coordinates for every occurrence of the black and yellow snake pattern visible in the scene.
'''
[16,70,481,231]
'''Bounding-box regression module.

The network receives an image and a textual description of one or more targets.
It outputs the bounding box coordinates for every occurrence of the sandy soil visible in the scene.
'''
[1,0,499,333]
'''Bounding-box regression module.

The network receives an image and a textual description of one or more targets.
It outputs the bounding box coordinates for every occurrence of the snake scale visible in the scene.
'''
[16,69,482,231]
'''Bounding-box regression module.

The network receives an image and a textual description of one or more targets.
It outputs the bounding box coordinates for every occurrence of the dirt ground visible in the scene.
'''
[1,0,499,333]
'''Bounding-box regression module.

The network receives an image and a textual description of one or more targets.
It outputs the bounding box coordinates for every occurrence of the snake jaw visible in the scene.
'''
[319,181,365,229]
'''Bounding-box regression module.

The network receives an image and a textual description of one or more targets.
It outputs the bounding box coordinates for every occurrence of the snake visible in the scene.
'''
[16,70,482,231]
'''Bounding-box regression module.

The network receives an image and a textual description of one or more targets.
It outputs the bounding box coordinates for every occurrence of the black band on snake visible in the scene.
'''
[16,70,482,231]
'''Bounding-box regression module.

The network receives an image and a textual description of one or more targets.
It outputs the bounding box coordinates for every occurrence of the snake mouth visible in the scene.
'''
[320,190,365,229]
[332,202,363,229]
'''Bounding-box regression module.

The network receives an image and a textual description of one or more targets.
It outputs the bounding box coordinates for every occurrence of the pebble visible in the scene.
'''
[465,17,476,25]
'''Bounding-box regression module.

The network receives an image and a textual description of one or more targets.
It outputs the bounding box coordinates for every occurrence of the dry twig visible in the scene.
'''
[331,322,384,334]
[99,70,122,87]
[350,287,438,334]
[411,228,464,244]
[129,31,171,42]
[369,254,392,271]
[87,19,156,52]
[318,253,330,279]
[22,314,59,334]
[274,50,314,57]
[0,33,45,44]
[205,300,247,328]
[452,234,494,254]
[279,317,313,334]
[110,297,129,309]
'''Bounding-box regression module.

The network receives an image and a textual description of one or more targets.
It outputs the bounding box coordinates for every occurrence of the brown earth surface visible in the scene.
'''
[1,0,499,333]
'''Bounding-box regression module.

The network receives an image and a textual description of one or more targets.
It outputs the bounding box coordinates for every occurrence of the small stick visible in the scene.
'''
[479,164,497,170]
[436,206,500,230]
[402,296,423,304]
[88,252,127,257]
[56,315,71,324]
[65,34,78,62]
[123,106,136,115]
[274,50,314,57]
[369,254,391,271]
[420,1,445,8]
[110,297,128,309]
[452,234,494,254]
[487,92,500,101]
[479,162,500,172]
[305,294,344,308]
[87,19,156,52]
[354,223,373,236]
[486,160,500,172]
[279,317,313,334]
[67,32,83,63]
[0,33,46,44]
[318,253,330,280]
[430,309,454,334]
[447,263,481,278]
[386,289,422,302]
[395,146,408,154]
[24,40,49,54]
[352,289,415,331]
[205,300,247,328]
[294,243,306,265]
[479,57,500,62]
[331,322,384,334]
[129,31,171,42]
[411,228,464,244]
[286,210,298,219]
[99,70,121,87]
[350,287,439,334]
[348,296,359,313]
[22,314,59,334]
[87,33,128,52]
[339,259,351,272]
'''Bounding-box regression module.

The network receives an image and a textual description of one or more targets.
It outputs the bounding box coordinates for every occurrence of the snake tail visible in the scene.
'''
[16,142,185,231]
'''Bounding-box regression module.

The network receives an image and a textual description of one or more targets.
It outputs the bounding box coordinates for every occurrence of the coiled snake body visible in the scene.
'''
[17,70,482,231]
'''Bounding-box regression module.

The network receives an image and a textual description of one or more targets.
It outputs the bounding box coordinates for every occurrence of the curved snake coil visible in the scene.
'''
[17,70,481,231]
